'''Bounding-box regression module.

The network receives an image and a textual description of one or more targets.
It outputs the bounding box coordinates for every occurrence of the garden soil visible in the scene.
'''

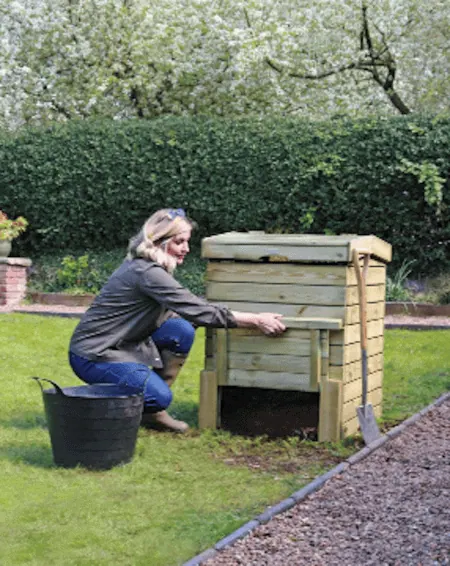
[205,399,450,566]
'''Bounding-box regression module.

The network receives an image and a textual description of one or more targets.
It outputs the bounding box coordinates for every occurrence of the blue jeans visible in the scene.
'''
[69,318,195,413]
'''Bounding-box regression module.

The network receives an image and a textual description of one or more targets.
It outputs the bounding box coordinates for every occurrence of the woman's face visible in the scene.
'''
[165,228,191,265]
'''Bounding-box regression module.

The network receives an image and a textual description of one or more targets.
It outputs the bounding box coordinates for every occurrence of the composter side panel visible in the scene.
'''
[206,261,349,320]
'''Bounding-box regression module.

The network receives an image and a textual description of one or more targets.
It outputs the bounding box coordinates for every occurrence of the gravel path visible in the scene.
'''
[205,399,450,566]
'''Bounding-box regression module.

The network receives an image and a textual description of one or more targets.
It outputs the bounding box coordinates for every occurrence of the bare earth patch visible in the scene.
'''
[206,400,450,566]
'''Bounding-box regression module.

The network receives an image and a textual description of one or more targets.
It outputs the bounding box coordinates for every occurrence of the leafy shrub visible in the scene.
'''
[55,254,102,294]
[1,114,449,275]
[28,248,206,295]
[385,260,415,302]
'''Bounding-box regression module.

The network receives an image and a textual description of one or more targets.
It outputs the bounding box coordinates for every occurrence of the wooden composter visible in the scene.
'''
[198,232,392,441]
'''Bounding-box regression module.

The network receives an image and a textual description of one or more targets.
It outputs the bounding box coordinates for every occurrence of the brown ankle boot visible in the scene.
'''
[141,410,189,433]
[159,350,188,388]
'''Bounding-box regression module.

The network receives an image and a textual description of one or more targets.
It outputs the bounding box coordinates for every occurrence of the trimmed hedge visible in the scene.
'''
[1,115,448,274]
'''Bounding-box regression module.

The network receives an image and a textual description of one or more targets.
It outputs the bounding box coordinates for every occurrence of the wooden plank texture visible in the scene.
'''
[231,327,311,339]
[207,281,347,305]
[207,262,348,285]
[207,282,385,307]
[283,317,343,330]
[223,301,346,320]
[203,242,351,263]
[330,318,384,346]
[216,329,228,386]
[328,353,384,383]
[202,233,391,263]
[226,369,313,391]
[346,284,386,306]
[207,260,386,286]
[229,334,311,356]
[320,330,330,380]
[330,335,384,365]
[318,380,343,442]
[198,370,218,429]
[342,388,383,422]
[345,302,385,324]
[228,352,311,374]
[310,330,321,391]
[346,262,386,286]
[342,370,383,403]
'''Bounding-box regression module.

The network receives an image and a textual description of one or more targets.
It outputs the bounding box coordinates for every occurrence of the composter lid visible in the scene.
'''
[202,232,391,264]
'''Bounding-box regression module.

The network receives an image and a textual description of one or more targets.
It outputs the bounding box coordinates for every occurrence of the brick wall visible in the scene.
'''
[0,258,32,309]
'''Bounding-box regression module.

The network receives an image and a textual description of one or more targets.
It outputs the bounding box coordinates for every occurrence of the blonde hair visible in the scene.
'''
[127,209,195,273]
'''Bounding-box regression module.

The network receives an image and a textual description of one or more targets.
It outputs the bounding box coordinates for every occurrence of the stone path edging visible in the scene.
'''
[182,390,450,566]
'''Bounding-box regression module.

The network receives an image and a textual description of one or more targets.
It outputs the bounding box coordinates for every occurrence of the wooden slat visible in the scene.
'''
[226,369,313,391]
[224,301,346,320]
[345,302,385,324]
[342,370,383,403]
[216,329,228,386]
[207,262,348,285]
[318,380,343,442]
[207,283,385,308]
[346,263,386,286]
[231,320,343,333]
[310,330,321,391]
[320,330,330,380]
[207,261,386,286]
[231,327,311,339]
[198,370,218,429]
[345,284,386,306]
[203,242,350,263]
[229,334,311,356]
[228,352,311,374]
[330,319,384,346]
[207,281,347,306]
[348,237,392,263]
[342,388,383,422]
[203,233,365,246]
[330,335,384,365]
[341,416,360,437]
[202,233,391,264]
[283,317,343,330]
[328,353,384,383]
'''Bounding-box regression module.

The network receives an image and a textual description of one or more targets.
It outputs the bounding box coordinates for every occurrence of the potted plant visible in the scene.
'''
[0,210,28,257]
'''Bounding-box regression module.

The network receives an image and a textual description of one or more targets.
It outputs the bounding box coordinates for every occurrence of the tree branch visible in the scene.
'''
[264,1,411,114]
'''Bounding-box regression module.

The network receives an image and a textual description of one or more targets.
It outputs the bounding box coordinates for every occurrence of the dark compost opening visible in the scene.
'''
[219,386,319,439]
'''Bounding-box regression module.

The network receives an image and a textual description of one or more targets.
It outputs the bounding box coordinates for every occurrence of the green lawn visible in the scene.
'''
[0,314,448,565]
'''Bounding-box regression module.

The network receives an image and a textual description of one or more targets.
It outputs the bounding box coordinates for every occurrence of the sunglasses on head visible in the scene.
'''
[167,208,186,220]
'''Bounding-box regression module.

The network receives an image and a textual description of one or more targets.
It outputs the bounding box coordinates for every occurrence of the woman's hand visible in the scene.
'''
[231,311,286,336]
[255,313,286,336]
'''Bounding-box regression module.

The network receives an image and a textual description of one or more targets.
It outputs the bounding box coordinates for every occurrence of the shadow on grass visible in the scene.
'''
[0,442,54,468]
[0,411,47,430]
[170,399,199,427]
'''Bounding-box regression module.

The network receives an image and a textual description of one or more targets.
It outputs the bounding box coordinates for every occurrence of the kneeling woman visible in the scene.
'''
[69,208,285,432]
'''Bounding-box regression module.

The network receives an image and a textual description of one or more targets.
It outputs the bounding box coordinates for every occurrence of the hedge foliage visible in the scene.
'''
[1,115,448,274]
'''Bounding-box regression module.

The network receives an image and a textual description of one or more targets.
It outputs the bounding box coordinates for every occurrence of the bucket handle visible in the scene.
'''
[31,377,66,396]
[31,375,151,397]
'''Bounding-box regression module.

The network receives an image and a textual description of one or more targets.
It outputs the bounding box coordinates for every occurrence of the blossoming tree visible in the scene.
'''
[0,0,448,128]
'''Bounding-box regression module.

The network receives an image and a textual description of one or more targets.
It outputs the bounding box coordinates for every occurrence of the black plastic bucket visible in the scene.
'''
[32,377,144,470]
